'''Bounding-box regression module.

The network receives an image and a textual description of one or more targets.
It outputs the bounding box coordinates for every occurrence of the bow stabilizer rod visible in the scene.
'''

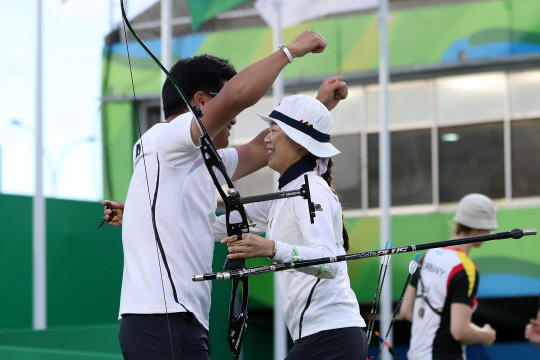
[193,228,537,281]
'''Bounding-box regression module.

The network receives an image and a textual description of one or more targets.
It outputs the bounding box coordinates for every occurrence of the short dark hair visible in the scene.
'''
[162,54,236,119]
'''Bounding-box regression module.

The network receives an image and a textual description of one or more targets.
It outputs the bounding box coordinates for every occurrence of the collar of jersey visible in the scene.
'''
[278,155,317,190]
[443,246,467,255]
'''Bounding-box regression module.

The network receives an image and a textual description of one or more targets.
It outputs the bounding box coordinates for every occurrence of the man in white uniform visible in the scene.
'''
[110,31,350,360]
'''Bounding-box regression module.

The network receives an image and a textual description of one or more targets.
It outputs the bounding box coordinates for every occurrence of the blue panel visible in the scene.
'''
[173,33,207,58]
[468,342,540,359]
[368,342,540,359]
[110,34,207,59]
[478,274,540,298]
[111,39,162,57]
[442,39,540,62]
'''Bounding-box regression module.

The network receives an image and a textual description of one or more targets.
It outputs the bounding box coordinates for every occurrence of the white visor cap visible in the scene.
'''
[256,95,340,158]
[453,193,498,231]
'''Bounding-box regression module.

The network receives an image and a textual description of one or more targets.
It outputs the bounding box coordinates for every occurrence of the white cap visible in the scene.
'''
[453,193,498,231]
[257,95,340,158]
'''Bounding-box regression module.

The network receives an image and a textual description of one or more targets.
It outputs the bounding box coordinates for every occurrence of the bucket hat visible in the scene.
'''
[257,95,340,158]
[453,193,498,230]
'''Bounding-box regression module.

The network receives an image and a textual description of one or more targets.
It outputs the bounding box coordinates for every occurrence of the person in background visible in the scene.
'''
[399,193,497,360]
[213,95,367,360]
[525,288,540,347]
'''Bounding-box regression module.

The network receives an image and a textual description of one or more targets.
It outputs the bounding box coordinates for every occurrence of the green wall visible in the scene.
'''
[0,194,124,329]
[0,195,33,329]
[101,102,137,201]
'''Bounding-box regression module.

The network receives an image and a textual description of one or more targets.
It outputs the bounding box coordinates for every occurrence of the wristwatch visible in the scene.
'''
[279,44,293,63]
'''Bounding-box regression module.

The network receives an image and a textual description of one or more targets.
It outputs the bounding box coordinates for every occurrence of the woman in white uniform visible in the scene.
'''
[213,95,366,360]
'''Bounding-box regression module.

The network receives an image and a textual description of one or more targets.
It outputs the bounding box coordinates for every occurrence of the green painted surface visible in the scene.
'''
[0,195,124,330]
[197,26,271,71]
[0,325,121,354]
[46,199,124,327]
[0,347,120,360]
[467,206,540,288]
[101,102,136,201]
[188,0,250,31]
[0,195,33,329]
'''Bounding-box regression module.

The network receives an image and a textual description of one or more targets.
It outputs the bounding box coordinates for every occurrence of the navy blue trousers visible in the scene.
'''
[119,312,210,360]
[286,327,367,360]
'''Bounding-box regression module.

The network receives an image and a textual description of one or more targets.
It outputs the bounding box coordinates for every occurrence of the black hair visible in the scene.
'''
[162,54,237,119]
[319,157,350,252]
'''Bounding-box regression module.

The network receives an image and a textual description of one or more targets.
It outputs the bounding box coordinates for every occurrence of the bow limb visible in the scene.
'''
[119,0,201,123]
[375,252,419,360]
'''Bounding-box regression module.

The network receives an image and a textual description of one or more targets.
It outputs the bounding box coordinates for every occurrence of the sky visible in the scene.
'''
[0,0,157,201]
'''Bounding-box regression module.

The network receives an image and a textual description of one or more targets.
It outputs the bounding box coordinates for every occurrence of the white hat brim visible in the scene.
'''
[453,213,498,231]
[257,112,340,158]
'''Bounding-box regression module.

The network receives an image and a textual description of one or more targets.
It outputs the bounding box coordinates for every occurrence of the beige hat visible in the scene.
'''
[453,193,498,231]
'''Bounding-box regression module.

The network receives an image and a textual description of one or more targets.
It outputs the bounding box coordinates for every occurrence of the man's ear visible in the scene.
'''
[192,91,205,107]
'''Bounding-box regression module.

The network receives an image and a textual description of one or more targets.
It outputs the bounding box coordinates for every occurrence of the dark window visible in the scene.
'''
[439,122,504,203]
[512,118,540,197]
[138,103,162,134]
[147,106,161,128]
[368,129,432,207]
[368,133,378,208]
[332,134,361,210]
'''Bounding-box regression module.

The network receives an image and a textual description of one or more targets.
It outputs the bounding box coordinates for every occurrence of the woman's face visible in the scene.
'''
[264,122,307,176]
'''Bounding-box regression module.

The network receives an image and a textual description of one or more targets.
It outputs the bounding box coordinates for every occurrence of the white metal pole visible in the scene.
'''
[33,0,46,331]
[503,72,512,203]
[161,0,172,122]
[378,0,392,358]
[272,0,284,108]
[272,2,288,358]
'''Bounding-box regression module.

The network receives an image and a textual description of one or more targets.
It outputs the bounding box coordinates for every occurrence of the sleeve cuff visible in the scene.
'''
[271,241,293,263]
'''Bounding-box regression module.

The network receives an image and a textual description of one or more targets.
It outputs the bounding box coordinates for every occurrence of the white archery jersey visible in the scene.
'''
[120,112,238,330]
[212,171,365,342]
[407,248,479,360]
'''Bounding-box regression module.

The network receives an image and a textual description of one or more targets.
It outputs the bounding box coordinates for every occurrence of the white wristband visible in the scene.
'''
[279,44,293,63]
